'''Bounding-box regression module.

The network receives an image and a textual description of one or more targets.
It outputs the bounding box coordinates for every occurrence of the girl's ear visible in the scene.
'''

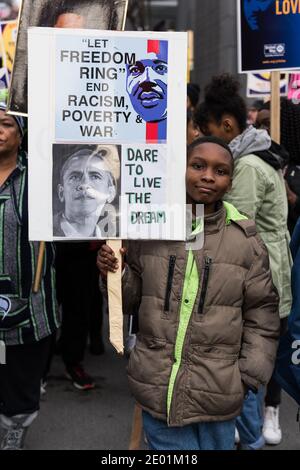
[223,118,234,133]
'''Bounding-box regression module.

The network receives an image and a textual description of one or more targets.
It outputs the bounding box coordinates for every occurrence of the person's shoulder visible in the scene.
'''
[226,217,267,259]
[237,153,274,175]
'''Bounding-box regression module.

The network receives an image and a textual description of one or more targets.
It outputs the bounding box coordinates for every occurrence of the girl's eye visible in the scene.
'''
[217,168,229,176]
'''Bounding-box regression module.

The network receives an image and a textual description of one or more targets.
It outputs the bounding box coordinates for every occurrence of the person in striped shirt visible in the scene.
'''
[0,104,60,450]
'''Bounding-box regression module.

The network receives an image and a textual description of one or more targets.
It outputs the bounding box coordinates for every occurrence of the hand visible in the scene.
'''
[97,244,127,278]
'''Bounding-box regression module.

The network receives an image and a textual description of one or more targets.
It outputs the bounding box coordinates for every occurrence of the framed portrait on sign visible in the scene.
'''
[7,0,128,115]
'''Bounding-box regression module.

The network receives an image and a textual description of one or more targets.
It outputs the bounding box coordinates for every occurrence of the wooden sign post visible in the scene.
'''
[33,241,45,293]
[107,239,124,355]
[270,71,281,145]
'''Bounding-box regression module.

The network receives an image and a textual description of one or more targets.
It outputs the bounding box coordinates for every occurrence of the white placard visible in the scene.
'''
[28,28,187,241]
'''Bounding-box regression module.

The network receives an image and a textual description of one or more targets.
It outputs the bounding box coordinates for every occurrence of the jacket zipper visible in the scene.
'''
[164,255,176,312]
[198,256,212,314]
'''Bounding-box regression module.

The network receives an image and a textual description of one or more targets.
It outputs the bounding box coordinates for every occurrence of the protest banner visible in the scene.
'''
[288,73,300,103]
[0,1,20,21]
[28,28,187,243]
[247,72,288,98]
[0,20,17,101]
[8,0,128,115]
[238,0,300,73]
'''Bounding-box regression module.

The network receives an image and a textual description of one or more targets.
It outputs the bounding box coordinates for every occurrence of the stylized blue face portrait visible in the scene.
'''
[126,43,168,123]
[243,0,273,31]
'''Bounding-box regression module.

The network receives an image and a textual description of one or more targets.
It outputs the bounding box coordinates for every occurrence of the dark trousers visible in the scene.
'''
[56,244,103,367]
[0,336,52,417]
[265,317,289,407]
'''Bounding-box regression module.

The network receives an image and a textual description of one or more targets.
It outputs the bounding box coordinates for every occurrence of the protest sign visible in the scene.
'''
[28,28,187,242]
[247,72,288,98]
[238,0,300,73]
[8,0,128,115]
[0,20,17,101]
[0,1,20,21]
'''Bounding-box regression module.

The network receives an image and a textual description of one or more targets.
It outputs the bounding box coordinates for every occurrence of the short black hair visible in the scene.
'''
[194,74,247,134]
[187,136,234,173]
[187,83,201,108]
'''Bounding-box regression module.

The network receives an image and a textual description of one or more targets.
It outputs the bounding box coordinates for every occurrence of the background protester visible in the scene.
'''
[281,99,300,234]
[0,104,59,450]
[247,99,264,126]
[187,109,202,145]
[194,74,292,449]
[55,241,105,391]
[187,82,200,111]
[255,98,300,234]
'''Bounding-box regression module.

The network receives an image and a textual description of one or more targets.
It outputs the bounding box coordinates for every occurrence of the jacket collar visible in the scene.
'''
[204,202,226,234]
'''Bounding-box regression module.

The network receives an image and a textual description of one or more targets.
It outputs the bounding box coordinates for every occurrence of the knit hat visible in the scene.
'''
[0,102,25,137]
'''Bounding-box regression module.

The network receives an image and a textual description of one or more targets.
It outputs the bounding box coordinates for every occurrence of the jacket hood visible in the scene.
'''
[229,126,271,160]
[254,140,289,170]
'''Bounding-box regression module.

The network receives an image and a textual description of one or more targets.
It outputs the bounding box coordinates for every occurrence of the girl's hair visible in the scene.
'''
[194,74,247,134]
[187,135,233,159]
[187,83,201,108]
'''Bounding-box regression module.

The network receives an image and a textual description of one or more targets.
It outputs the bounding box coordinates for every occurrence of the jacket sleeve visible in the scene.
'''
[225,160,266,219]
[239,238,280,391]
[121,241,142,316]
[98,242,142,315]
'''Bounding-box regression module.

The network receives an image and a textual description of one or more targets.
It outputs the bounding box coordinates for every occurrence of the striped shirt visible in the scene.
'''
[0,152,60,345]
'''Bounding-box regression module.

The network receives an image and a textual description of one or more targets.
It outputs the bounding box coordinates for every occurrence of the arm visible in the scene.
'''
[239,238,280,391]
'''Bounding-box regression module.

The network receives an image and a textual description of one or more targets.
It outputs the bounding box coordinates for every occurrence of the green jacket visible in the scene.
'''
[226,128,292,318]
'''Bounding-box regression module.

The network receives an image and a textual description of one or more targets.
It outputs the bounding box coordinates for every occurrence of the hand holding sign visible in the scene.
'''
[97,243,127,276]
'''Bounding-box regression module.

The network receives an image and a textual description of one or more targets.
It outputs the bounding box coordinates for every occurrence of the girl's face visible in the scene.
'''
[186,142,233,214]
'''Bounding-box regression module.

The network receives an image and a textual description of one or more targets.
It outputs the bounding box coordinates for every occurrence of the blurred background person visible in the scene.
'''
[247,99,264,126]
[187,82,200,111]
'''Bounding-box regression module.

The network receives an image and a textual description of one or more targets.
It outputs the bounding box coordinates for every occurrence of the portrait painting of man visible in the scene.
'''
[8,0,128,115]
[53,144,120,239]
[126,39,168,142]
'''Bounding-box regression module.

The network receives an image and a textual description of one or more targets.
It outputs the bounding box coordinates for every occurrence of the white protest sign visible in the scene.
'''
[247,72,288,98]
[28,28,187,242]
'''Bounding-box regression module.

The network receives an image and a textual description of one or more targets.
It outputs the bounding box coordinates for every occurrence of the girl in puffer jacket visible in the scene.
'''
[97,137,280,451]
